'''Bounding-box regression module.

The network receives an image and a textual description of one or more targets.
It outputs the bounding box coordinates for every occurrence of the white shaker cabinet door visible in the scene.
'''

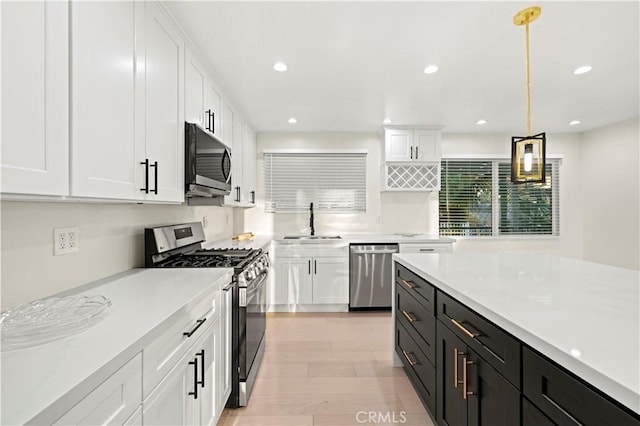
[1,0,69,196]
[205,81,223,141]
[185,49,206,128]
[217,284,233,412]
[232,114,244,202]
[242,125,257,205]
[221,104,237,205]
[384,129,413,162]
[70,1,144,200]
[143,2,184,203]
[312,257,349,304]
[276,258,313,305]
[196,326,220,426]
[413,130,441,162]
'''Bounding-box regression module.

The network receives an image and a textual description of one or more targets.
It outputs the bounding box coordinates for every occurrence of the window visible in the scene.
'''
[439,158,559,237]
[264,151,366,213]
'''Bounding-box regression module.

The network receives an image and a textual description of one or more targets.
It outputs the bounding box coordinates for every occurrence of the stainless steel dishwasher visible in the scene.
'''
[349,244,399,310]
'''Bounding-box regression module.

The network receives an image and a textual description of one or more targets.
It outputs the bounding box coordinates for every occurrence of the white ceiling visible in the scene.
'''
[166,1,639,134]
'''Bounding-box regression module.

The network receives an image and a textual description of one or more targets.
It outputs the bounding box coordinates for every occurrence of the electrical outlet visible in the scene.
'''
[54,227,79,255]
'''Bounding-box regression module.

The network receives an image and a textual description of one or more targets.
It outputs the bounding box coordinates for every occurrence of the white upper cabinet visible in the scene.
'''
[242,125,257,205]
[185,49,206,128]
[185,49,224,142]
[71,1,142,200]
[221,104,237,206]
[1,1,69,196]
[71,1,184,202]
[232,113,244,203]
[205,81,223,141]
[383,127,441,162]
[143,1,185,202]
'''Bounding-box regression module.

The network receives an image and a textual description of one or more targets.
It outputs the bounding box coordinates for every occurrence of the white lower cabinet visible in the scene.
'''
[53,354,142,425]
[274,250,349,307]
[217,283,233,412]
[124,408,143,426]
[143,321,219,426]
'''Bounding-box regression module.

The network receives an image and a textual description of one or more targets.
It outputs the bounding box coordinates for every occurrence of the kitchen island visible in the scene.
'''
[392,252,640,425]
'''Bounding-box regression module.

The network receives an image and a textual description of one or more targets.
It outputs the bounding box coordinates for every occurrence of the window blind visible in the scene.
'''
[439,158,560,237]
[263,152,367,213]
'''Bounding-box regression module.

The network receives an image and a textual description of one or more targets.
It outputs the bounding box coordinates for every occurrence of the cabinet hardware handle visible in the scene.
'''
[250,190,255,204]
[197,350,205,387]
[188,358,198,399]
[415,146,419,159]
[419,248,435,252]
[150,161,158,194]
[463,357,475,400]
[401,279,416,289]
[454,348,458,388]
[308,260,311,275]
[401,350,418,366]
[140,159,149,193]
[314,260,317,275]
[401,310,417,323]
[206,109,212,132]
[451,319,481,339]
[410,146,413,159]
[235,186,241,202]
[183,318,207,338]
[222,283,234,292]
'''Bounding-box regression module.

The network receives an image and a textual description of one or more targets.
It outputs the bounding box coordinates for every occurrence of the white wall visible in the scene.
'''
[1,201,234,309]
[240,131,584,259]
[581,118,639,270]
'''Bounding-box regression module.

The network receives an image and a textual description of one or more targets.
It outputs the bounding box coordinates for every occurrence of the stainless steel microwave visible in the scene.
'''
[185,122,231,198]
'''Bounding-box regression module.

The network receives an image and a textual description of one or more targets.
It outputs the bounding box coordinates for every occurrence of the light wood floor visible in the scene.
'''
[219,312,435,426]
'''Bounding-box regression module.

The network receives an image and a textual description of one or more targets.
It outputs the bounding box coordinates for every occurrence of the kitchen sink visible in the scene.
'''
[283,235,342,240]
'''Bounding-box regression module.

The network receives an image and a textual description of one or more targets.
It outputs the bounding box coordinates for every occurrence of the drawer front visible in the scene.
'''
[395,321,436,416]
[274,243,348,258]
[437,291,521,388]
[523,348,640,426]
[143,286,220,398]
[396,284,435,365]
[395,263,435,310]
[54,353,142,425]
[398,243,453,253]
[523,397,556,426]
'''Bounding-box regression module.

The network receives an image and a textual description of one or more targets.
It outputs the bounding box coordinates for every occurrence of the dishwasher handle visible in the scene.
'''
[353,250,398,255]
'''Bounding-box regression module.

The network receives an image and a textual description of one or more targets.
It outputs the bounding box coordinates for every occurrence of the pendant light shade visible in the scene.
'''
[511,6,546,184]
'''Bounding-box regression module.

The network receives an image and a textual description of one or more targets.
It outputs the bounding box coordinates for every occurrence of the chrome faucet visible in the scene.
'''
[309,202,315,236]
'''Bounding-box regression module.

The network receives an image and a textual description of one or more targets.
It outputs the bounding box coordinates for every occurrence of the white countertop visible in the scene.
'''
[1,268,233,425]
[393,252,640,415]
[272,233,456,244]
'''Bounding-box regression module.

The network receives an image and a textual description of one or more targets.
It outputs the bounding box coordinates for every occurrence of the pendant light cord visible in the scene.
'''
[525,21,532,136]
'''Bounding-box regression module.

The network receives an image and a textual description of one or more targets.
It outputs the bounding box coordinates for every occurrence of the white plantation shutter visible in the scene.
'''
[264,152,367,213]
[440,158,560,236]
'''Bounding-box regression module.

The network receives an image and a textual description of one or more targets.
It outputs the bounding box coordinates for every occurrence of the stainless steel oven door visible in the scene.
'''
[240,269,267,381]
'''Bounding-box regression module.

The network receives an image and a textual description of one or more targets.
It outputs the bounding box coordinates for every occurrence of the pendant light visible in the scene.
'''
[511,6,546,184]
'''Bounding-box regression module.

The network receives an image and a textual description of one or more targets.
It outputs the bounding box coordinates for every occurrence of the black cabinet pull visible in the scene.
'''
[205,109,212,131]
[308,260,311,275]
[150,161,158,194]
[250,190,255,204]
[197,350,205,388]
[410,146,413,159]
[211,112,215,133]
[415,146,419,159]
[235,186,241,202]
[183,318,206,338]
[314,260,317,275]
[188,358,198,399]
[140,159,149,193]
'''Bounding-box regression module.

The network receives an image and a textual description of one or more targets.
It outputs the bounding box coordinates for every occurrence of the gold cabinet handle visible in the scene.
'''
[454,348,458,388]
[463,357,475,400]
[451,318,481,339]
[402,350,418,366]
[402,310,417,323]
[401,279,417,289]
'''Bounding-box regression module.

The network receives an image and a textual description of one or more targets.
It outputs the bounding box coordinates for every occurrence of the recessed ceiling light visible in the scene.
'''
[383,118,392,124]
[573,65,592,75]
[423,65,439,74]
[288,117,297,124]
[476,119,487,125]
[569,120,581,126]
[273,62,288,72]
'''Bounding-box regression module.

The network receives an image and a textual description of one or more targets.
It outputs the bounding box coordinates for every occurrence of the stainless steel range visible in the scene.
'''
[145,222,268,408]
